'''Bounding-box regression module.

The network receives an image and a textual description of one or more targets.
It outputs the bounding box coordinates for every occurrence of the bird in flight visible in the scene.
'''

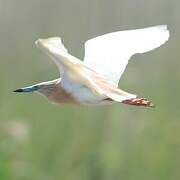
[14,25,169,107]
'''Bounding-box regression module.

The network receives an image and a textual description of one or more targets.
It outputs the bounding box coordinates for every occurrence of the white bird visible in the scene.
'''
[14,25,169,107]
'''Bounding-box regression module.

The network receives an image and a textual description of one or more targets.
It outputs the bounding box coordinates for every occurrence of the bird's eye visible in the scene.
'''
[33,85,39,91]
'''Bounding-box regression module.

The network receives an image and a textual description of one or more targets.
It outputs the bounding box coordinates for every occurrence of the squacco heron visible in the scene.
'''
[14,25,169,107]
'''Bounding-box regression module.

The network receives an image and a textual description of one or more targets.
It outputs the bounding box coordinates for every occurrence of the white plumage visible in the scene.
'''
[84,25,169,85]
[14,25,169,107]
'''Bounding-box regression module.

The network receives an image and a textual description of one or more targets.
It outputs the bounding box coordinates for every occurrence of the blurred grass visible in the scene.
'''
[0,0,180,179]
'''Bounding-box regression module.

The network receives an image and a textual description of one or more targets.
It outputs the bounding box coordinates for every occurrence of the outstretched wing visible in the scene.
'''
[84,25,169,86]
[35,37,83,76]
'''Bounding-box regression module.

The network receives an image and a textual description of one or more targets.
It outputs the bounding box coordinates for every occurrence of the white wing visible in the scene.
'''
[35,37,83,76]
[84,25,169,86]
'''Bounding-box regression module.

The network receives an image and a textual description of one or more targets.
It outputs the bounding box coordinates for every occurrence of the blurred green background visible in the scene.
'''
[0,0,180,179]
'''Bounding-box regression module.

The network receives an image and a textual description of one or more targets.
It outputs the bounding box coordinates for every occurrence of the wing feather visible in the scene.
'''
[35,37,83,76]
[84,25,169,86]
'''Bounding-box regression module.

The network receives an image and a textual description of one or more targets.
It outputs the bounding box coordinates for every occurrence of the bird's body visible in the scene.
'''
[14,25,169,107]
[38,79,109,106]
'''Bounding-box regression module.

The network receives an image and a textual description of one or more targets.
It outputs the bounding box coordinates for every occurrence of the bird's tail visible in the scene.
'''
[13,85,39,93]
[121,97,154,107]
